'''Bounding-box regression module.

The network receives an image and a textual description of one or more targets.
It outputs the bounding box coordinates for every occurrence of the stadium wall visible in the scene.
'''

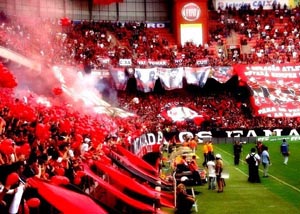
[0,0,170,21]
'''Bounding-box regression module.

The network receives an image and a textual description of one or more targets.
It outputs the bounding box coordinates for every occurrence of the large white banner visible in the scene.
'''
[184,67,211,87]
[158,67,184,90]
[134,68,158,93]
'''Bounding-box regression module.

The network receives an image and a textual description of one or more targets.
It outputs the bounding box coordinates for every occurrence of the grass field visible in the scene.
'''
[163,138,300,214]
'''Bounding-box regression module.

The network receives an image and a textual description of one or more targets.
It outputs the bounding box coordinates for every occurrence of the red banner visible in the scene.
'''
[93,0,123,5]
[234,64,300,117]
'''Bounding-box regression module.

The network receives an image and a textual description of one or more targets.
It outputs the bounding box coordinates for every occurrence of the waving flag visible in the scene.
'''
[159,103,206,126]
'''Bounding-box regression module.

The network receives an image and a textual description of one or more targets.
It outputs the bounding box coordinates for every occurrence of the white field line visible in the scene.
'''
[216,146,300,193]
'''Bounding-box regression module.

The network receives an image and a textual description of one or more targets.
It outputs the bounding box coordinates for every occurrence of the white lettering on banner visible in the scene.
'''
[259,107,300,117]
[225,129,300,137]
[291,136,300,140]
[132,128,300,155]
[91,69,110,78]
[195,131,213,140]
[258,107,277,114]
[179,132,193,142]
[196,59,209,65]
[289,129,300,136]
[271,72,298,78]
[245,65,300,74]
[282,66,300,71]
[146,23,166,28]
[226,130,243,137]
[246,130,257,137]
[246,65,280,72]
[279,108,287,112]
[116,22,166,29]
[96,57,110,64]
[263,129,276,136]
[273,129,283,136]
[174,59,183,64]
[119,59,132,66]
[147,133,156,145]
[178,131,212,142]
[137,59,148,66]
[133,133,162,155]
[244,70,270,77]
[157,131,164,144]
[148,60,168,66]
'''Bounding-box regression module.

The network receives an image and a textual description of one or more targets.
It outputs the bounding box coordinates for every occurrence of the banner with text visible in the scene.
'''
[234,64,300,117]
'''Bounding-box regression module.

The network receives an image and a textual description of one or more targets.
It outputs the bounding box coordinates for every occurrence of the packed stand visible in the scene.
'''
[2,6,300,68]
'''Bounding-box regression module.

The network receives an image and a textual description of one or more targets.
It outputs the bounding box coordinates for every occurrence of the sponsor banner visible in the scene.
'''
[215,0,289,10]
[119,58,132,66]
[134,68,158,93]
[109,67,128,90]
[181,3,201,22]
[158,67,184,90]
[235,64,300,117]
[211,66,234,83]
[195,58,209,66]
[148,59,169,67]
[257,135,300,142]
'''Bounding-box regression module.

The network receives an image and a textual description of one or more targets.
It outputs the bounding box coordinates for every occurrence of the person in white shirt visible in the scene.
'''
[261,146,271,177]
[206,156,216,190]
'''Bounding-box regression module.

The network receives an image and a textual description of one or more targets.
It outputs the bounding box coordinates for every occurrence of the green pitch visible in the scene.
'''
[162,137,300,214]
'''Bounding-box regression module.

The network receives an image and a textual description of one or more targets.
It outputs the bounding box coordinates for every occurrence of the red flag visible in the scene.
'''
[93,0,123,5]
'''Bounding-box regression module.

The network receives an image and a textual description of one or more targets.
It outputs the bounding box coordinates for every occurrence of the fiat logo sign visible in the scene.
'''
[181,3,200,21]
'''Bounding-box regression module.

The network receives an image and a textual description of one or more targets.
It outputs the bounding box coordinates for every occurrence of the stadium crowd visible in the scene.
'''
[1,5,300,212]
[1,4,300,69]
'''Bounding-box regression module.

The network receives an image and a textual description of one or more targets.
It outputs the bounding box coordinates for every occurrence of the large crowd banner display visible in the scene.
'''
[172,0,209,46]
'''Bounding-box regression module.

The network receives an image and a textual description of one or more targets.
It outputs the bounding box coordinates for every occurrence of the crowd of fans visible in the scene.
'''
[0,4,300,212]
[1,6,300,131]
[1,4,300,69]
